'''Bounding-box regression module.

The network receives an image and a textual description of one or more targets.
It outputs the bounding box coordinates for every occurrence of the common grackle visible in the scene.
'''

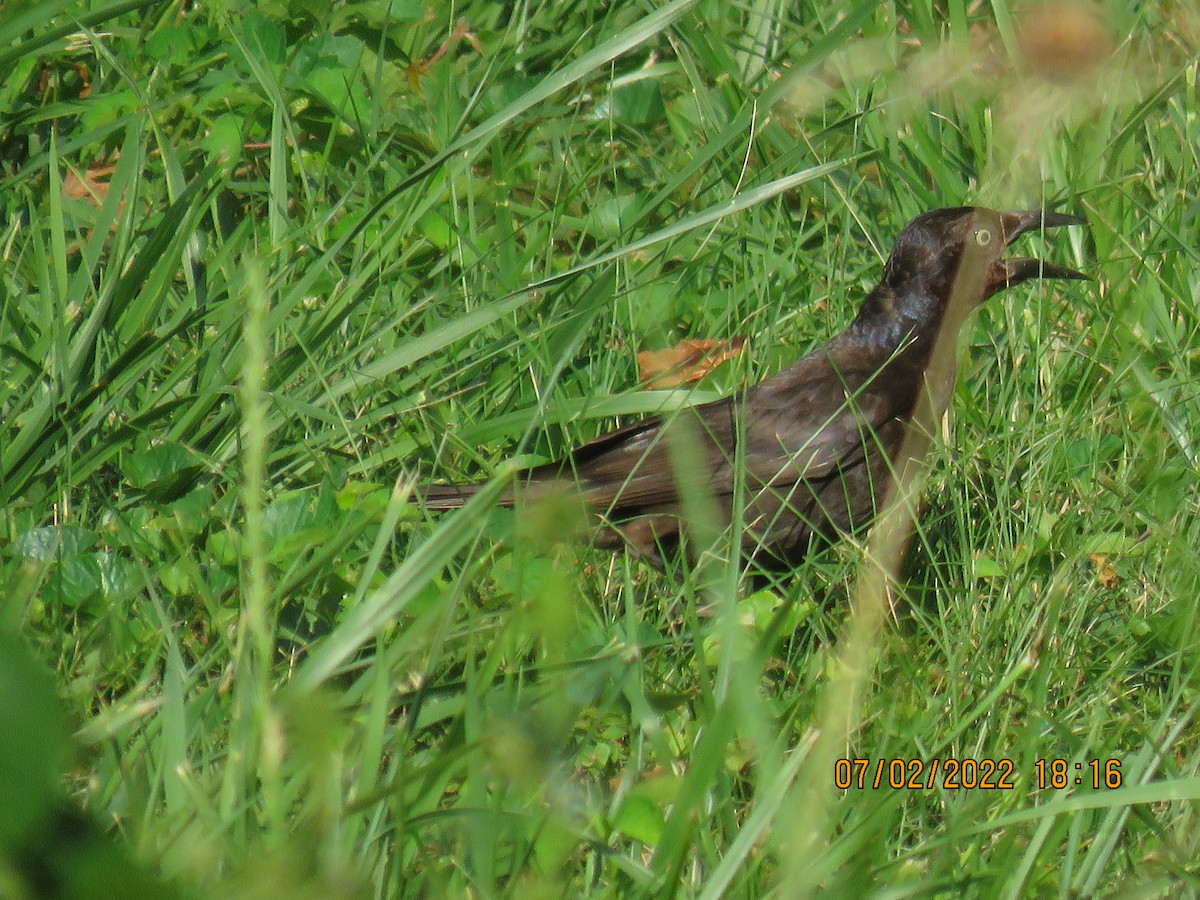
[417,207,1087,570]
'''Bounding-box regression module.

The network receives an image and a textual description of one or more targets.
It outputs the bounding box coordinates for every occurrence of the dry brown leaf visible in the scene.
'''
[407,20,484,92]
[637,337,745,390]
[1089,553,1119,590]
[64,162,116,206]
[73,62,93,98]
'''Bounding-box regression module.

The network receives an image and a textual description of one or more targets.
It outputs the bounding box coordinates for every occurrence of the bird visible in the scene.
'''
[417,207,1087,571]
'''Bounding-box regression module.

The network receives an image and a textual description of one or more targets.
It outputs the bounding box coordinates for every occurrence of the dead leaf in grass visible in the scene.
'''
[64,162,116,206]
[1089,553,1119,589]
[637,338,745,389]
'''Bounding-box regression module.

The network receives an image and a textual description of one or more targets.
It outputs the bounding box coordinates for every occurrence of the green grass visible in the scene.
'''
[2,0,1199,896]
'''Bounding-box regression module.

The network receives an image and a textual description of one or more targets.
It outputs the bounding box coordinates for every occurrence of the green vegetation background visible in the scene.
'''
[1,0,1198,896]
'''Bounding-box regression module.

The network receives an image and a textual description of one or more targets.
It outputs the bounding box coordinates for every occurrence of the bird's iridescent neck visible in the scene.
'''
[847,284,945,360]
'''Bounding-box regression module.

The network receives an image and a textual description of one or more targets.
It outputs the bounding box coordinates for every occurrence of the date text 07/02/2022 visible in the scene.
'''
[834,758,1123,791]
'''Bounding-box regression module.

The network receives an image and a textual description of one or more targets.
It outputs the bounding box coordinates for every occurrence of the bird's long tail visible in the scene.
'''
[415,479,529,509]
[413,483,487,510]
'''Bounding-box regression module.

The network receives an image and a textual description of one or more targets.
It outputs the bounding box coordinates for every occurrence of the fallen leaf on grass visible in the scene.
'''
[637,338,745,389]
[1089,553,1119,589]
[407,20,485,92]
[64,162,116,206]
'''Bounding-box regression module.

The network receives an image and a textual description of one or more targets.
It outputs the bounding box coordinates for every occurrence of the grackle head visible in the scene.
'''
[878,206,1087,317]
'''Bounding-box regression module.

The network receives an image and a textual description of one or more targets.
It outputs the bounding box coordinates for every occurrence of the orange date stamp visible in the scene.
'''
[834,757,1017,790]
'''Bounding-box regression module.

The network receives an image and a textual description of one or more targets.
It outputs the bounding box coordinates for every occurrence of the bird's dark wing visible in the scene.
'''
[522,403,735,512]
[738,349,902,489]
[523,341,906,516]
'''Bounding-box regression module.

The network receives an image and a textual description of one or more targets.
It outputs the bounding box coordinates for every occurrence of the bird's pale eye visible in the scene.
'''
[974,228,992,246]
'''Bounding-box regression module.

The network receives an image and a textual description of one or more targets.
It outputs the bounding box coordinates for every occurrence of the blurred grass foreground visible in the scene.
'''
[2,1,1199,897]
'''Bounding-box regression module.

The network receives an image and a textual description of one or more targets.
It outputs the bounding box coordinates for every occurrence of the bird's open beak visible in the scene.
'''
[994,210,1088,288]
